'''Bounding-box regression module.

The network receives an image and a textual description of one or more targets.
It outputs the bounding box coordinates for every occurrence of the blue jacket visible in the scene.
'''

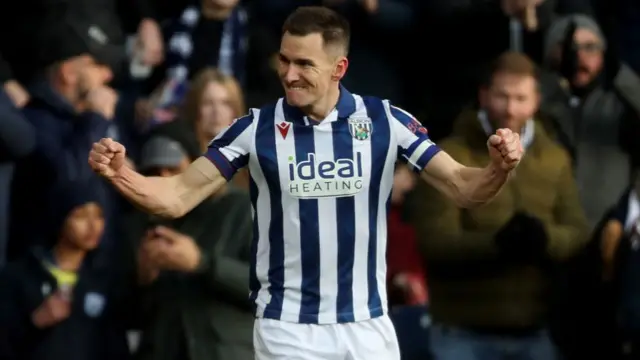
[8,83,113,260]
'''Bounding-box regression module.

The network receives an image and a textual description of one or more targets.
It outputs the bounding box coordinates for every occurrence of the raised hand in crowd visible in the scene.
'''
[30,291,72,329]
[142,226,202,273]
[3,80,29,108]
[86,87,119,120]
[137,18,164,66]
[501,0,545,30]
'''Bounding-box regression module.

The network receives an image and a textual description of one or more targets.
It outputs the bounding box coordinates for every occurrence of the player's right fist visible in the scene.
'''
[89,137,127,178]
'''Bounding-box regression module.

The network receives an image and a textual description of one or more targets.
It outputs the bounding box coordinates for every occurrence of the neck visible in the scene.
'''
[303,85,341,121]
[52,242,86,271]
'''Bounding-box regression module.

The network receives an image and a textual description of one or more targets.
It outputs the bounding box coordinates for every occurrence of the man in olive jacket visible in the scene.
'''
[413,52,589,360]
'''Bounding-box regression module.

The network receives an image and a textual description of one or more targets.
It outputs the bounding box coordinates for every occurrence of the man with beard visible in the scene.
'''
[7,22,119,261]
[539,14,640,227]
[413,51,588,360]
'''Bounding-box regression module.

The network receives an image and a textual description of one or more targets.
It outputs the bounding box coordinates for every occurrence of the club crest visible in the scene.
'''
[84,292,106,318]
[348,117,373,141]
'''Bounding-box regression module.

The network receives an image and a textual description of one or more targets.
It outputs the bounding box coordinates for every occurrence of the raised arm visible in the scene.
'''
[90,111,257,217]
[112,156,225,218]
[388,101,522,208]
[89,137,225,218]
[420,147,512,209]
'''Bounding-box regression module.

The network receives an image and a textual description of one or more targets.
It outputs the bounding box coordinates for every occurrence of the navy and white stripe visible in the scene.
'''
[205,85,440,324]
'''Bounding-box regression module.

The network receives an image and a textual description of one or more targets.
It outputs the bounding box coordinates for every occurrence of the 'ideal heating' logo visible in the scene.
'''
[287,153,364,198]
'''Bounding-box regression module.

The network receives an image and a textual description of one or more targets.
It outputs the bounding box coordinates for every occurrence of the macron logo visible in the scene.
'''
[276,121,291,139]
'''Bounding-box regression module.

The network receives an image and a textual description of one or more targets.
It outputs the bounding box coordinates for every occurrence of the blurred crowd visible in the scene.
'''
[0,0,639,359]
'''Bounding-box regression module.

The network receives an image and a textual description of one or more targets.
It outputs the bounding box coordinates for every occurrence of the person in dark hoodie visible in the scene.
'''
[0,179,133,360]
[8,21,119,261]
[0,53,35,266]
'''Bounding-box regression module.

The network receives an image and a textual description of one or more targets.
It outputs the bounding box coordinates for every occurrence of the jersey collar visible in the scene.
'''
[283,84,356,125]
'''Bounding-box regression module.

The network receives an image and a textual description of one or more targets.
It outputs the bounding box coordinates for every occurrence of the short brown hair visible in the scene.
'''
[282,6,350,55]
[486,51,538,85]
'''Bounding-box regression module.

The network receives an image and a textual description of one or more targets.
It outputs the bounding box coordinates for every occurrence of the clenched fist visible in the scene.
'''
[31,291,71,329]
[88,138,127,178]
[487,128,523,172]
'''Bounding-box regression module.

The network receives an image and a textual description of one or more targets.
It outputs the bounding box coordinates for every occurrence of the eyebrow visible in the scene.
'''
[279,53,316,67]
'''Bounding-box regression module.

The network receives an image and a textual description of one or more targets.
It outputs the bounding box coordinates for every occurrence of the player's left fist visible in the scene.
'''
[487,128,523,172]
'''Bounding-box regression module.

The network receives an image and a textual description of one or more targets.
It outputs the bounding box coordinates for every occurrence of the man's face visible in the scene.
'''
[64,55,112,99]
[278,32,346,109]
[572,28,604,88]
[480,72,539,132]
[61,202,104,251]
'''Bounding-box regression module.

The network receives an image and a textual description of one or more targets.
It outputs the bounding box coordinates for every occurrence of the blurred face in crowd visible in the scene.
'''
[61,202,104,251]
[198,81,236,139]
[60,55,112,105]
[571,28,604,88]
[391,166,416,205]
[278,32,348,116]
[480,72,540,132]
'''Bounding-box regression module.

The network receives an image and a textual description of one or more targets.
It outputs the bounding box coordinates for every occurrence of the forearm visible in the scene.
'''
[109,157,227,218]
[457,165,509,208]
[110,166,182,218]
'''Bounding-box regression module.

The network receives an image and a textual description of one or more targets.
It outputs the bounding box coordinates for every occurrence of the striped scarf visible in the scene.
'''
[158,4,248,112]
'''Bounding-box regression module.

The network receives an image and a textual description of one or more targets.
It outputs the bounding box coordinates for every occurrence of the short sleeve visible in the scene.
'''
[204,110,255,180]
[386,102,441,172]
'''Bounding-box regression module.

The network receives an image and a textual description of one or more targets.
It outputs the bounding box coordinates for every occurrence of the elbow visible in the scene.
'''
[156,200,185,219]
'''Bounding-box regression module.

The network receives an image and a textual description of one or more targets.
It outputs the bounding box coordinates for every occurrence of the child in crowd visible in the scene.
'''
[0,180,134,360]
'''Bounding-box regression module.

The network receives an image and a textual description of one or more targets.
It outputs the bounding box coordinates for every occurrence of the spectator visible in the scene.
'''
[412,52,588,360]
[136,0,279,129]
[8,22,118,261]
[0,180,133,360]
[123,135,254,360]
[539,14,640,226]
[180,68,250,188]
[410,0,593,141]
[181,68,246,152]
[0,0,163,86]
[0,54,35,266]
[589,169,640,360]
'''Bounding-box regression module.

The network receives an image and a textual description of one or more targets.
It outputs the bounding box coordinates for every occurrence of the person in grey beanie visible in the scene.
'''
[537,14,640,228]
[538,13,640,360]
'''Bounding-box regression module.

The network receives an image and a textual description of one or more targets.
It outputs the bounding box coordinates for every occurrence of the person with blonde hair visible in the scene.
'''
[182,68,246,152]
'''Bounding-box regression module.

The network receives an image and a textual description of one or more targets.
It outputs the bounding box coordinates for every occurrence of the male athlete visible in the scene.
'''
[89,6,522,360]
